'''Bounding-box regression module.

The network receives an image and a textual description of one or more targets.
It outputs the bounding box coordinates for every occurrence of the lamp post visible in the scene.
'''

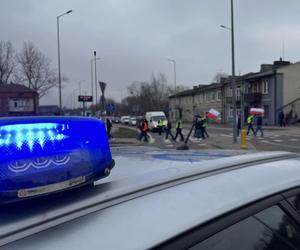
[168,58,177,119]
[57,10,72,115]
[220,0,237,143]
[93,51,101,115]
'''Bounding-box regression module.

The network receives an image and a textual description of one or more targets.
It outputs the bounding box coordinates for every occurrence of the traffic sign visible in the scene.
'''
[99,81,107,95]
[78,95,93,102]
[106,103,115,112]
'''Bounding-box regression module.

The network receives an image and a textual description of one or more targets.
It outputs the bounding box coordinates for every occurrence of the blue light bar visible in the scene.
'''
[0,116,114,201]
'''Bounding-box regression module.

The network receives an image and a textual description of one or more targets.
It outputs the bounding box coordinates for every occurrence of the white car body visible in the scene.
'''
[120,116,130,125]
[145,111,167,131]
[2,148,300,250]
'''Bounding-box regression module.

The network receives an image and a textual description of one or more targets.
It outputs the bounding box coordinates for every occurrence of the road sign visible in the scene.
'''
[78,95,93,102]
[106,103,115,112]
[99,81,107,95]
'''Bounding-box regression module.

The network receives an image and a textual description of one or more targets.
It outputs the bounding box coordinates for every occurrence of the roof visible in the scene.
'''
[0,84,37,93]
[1,147,300,249]
[169,83,221,98]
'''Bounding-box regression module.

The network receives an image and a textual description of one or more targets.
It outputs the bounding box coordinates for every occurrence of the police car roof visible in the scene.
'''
[1,147,300,249]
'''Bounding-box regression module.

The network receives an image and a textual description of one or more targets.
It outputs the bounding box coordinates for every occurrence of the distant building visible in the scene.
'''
[0,84,39,117]
[169,58,300,125]
[222,59,300,125]
[169,83,222,122]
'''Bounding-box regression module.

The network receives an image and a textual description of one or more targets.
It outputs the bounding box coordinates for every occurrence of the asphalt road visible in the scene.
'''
[113,124,300,153]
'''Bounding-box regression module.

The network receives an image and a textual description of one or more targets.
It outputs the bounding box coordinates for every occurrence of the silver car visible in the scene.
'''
[1,147,300,250]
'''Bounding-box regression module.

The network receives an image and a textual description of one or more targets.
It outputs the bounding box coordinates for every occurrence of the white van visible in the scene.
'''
[145,111,167,131]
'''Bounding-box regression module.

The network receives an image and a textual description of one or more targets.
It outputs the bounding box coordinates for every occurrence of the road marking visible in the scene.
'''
[261,140,300,149]
[273,139,283,142]
[148,133,155,144]
[164,139,172,144]
[166,144,174,147]
[289,138,299,142]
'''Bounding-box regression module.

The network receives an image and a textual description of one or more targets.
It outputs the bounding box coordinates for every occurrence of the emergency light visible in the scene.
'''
[0,116,114,202]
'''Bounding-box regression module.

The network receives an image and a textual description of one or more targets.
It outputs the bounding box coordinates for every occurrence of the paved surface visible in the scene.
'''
[111,124,300,153]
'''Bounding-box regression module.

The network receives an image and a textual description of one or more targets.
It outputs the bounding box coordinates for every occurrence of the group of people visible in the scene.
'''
[193,114,209,140]
[237,114,264,137]
[138,118,185,142]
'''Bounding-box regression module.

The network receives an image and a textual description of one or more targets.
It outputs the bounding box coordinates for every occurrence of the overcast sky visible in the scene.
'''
[2,0,300,108]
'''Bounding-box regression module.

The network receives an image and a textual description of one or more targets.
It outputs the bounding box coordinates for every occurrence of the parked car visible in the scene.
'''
[2,148,300,250]
[129,116,137,126]
[120,116,130,125]
[145,111,167,131]
[112,116,121,123]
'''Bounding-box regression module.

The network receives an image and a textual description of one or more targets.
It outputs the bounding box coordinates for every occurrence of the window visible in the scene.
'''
[262,80,269,94]
[227,88,232,97]
[190,205,300,250]
[211,92,216,101]
[217,91,221,101]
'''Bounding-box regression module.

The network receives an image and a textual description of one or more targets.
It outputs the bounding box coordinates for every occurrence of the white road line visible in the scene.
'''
[148,133,155,144]
[289,138,299,142]
[261,140,300,149]
[166,144,174,147]
[273,139,283,142]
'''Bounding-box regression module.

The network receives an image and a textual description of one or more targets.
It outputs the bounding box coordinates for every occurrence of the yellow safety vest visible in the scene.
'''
[176,120,182,129]
[247,115,254,124]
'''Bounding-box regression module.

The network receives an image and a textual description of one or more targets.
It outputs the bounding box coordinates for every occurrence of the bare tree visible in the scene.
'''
[0,41,16,84]
[16,42,59,98]
[213,72,229,83]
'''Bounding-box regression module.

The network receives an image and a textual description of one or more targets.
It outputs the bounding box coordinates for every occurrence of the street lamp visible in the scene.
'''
[220,0,237,143]
[167,58,177,119]
[93,51,101,113]
[57,9,72,115]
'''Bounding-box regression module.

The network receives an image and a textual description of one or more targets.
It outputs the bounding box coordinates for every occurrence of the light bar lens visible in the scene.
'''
[0,117,113,194]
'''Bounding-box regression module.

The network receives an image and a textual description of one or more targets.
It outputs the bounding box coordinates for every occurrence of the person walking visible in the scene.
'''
[246,114,256,136]
[174,118,184,141]
[256,115,264,137]
[138,118,149,142]
[157,118,163,136]
[195,116,203,140]
[106,117,113,139]
[202,113,209,139]
[279,111,286,127]
[165,119,174,140]
[237,114,241,137]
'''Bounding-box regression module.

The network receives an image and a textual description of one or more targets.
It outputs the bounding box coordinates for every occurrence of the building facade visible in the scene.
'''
[169,83,222,122]
[0,84,39,117]
[170,59,300,125]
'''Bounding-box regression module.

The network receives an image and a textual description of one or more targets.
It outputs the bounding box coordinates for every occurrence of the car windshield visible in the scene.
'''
[152,116,166,122]
[1,1,300,248]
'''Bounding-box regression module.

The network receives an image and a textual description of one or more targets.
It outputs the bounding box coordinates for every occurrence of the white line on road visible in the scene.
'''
[273,139,283,142]
[261,140,300,149]
[289,138,299,142]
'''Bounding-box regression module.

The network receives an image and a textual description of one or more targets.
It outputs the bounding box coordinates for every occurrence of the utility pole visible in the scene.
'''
[231,0,237,143]
[94,51,98,115]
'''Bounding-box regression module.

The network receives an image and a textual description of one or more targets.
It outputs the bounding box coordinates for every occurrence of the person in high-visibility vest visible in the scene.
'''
[173,118,184,141]
[246,114,256,136]
[202,113,209,139]
[157,118,164,136]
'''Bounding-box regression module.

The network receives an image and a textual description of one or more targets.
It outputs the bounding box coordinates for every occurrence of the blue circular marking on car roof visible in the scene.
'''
[152,152,231,162]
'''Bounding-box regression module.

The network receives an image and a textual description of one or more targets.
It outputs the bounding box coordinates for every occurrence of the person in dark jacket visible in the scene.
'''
[165,119,174,140]
[256,115,264,137]
[237,114,241,137]
[195,116,203,139]
[106,117,113,139]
